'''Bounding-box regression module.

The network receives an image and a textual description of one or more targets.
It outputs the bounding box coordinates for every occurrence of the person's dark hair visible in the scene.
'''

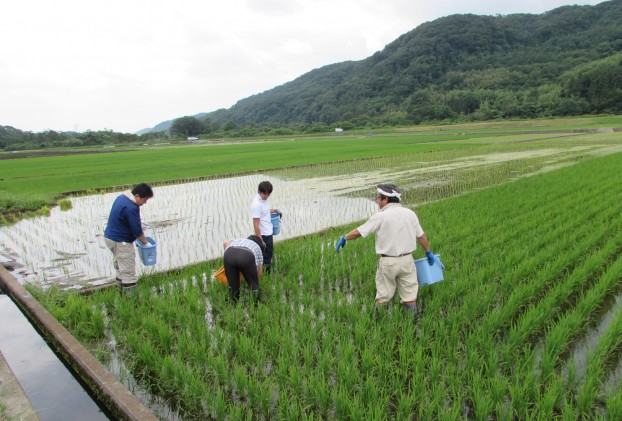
[258,181,273,195]
[132,183,154,198]
[247,235,266,251]
[377,183,401,203]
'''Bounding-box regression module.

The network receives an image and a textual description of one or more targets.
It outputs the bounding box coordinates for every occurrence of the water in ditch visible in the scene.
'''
[0,293,109,420]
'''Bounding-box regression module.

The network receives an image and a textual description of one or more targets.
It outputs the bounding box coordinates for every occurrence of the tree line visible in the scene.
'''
[0,120,348,151]
[0,126,169,151]
[2,1,621,149]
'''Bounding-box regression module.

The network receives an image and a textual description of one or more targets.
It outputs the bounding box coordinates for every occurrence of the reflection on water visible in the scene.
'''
[566,292,622,392]
[0,295,109,420]
[0,174,377,289]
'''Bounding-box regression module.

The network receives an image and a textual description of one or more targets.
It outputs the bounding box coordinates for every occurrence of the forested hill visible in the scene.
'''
[170,0,621,131]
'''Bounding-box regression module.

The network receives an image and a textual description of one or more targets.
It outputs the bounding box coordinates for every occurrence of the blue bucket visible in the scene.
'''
[136,224,157,266]
[271,212,281,235]
[136,237,157,266]
[414,254,444,286]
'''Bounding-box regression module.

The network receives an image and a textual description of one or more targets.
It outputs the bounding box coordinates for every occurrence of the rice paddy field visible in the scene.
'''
[10,118,622,419]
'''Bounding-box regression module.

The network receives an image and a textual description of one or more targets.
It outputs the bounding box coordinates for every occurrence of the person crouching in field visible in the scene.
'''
[335,183,436,321]
[104,183,153,296]
[223,235,266,305]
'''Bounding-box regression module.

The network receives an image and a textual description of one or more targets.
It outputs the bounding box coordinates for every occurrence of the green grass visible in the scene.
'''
[2,115,620,197]
[28,149,622,419]
[7,115,622,417]
[387,114,622,132]
[0,135,467,195]
[58,198,72,211]
[0,116,619,224]
[0,401,7,421]
[0,191,50,223]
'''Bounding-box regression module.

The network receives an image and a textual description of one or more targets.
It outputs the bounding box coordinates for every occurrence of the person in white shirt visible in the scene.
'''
[251,181,280,274]
[335,183,436,320]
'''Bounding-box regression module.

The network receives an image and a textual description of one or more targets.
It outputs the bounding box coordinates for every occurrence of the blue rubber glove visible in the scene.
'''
[335,236,347,252]
[426,251,435,265]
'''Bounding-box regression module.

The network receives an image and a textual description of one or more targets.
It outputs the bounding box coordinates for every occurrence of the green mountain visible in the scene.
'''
[145,0,621,133]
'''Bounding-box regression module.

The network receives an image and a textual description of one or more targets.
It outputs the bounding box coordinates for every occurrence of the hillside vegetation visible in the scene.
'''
[201,0,621,130]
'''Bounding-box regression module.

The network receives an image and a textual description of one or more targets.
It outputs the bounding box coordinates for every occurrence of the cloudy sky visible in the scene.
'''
[0,0,605,134]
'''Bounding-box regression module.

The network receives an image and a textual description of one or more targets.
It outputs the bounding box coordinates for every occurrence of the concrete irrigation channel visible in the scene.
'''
[0,266,157,420]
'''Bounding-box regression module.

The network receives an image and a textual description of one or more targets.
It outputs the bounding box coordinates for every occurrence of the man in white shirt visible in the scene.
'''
[335,183,436,320]
[251,181,277,273]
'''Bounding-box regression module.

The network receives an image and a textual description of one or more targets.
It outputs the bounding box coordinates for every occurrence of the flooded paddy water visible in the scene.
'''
[0,173,377,290]
[1,140,621,291]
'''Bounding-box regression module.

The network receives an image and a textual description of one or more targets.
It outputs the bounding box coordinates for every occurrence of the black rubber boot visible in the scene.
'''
[403,302,419,323]
[251,289,261,306]
[116,279,137,297]
[123,284,137,297]
[373,303,388,320]
[228,287,240,303]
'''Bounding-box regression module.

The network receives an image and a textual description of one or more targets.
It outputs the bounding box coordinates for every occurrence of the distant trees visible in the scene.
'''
[139,131,169,141]
[222,120,237,132]
[170,116,205,137]
[561,54,622,113]
[0,126,150,151]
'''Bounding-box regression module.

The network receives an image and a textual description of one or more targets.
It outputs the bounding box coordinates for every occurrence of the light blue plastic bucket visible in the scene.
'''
[271,212,281,235]
[136,224,157,266]
[414,254,444,286]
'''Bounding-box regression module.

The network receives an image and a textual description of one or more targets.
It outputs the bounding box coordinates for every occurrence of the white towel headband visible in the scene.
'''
[377,187,401,199]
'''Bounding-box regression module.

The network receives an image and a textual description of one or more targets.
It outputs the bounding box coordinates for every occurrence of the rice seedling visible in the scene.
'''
[575,306,622,416]
[606,390,622,420]
[213,388,227,420]
[57,198,73,210]
[5,128,619,291]
[20,131,622,419]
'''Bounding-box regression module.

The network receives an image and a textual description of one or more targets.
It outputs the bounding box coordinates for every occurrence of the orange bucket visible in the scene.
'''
[214,266,243,286]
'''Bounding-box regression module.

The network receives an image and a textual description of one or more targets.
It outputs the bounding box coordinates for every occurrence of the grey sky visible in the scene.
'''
[0,0,605,133]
